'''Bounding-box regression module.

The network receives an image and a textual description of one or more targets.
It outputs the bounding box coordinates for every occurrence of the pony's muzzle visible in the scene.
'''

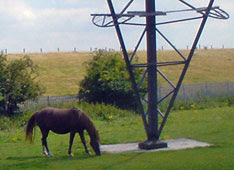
[96,150,101,156]
[95,145,101,156]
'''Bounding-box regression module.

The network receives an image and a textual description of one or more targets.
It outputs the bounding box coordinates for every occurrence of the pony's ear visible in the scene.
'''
[72,108,80,111]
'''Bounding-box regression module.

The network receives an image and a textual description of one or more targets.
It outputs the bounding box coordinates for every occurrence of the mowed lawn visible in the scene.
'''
[6,49,234,96]
[0,106,233,170]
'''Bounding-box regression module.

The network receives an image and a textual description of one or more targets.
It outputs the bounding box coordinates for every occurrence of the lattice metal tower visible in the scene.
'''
[92,0,229,149]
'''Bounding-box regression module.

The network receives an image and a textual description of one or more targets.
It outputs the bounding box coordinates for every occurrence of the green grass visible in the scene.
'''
[7,52,92,96]
[6,49,234,96]
[0,105,233,170]
[1,47,234,169]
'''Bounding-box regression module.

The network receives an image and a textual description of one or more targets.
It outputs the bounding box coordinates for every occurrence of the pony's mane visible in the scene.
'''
[79,111,100,142]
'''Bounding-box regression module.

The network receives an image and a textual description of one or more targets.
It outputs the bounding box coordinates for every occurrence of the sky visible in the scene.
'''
[0,0,233,53]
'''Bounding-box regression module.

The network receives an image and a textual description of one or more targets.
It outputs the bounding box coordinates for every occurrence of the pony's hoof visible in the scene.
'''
[69,153,74,157]
[48,152,54,157]
[43,151,48,156]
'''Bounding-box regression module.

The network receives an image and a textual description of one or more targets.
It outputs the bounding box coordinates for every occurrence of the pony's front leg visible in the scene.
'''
[68,132,75,157]
[79,131,91,155]
[42,145,48,156]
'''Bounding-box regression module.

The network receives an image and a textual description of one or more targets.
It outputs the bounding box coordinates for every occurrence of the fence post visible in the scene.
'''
[78,94,81,104]
[47,96,50,106]
[205,83,209,97]
[158,88,161,100]
[182,85,186,100]
[227,82,230,95]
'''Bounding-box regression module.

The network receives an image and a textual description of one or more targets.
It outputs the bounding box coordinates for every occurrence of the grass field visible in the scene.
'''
[1,49,233,169]
[0,104,233,170]
[6,48,234,96]
[7,52,91,96]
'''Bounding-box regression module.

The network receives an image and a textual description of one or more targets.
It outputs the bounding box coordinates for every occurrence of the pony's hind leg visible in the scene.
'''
[68,132,75,157]
[79,131,90,155]
[41,129,53,157]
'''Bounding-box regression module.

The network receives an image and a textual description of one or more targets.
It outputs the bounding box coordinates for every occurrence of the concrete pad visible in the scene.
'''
[101,138,212,154]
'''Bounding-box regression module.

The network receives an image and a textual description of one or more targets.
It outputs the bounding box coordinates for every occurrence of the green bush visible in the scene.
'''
[158,95,234,112]
[227,95,234,106]
[76,102,135,121]
[0,55,44,115]
[78,51,146,110]
[0,116,13,130]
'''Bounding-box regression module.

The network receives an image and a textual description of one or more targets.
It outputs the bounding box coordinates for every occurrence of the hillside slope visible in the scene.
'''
[7,49,234,96]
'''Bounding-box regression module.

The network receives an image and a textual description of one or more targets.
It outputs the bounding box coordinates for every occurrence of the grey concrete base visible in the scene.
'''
[138,140,168,150]
[101,138,212,154]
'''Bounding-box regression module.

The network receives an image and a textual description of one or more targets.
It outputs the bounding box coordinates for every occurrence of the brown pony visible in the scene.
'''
[25,107,101,157]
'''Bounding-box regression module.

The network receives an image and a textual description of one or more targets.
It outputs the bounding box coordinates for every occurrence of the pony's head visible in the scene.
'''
[79,110,101,156]
[90,138,101,155]
[90,126,101,155]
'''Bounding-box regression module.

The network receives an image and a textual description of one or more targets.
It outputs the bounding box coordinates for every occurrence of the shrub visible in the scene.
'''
[78,51,146,110]
[0,55,44,115]
[0,116,13,130]
[158,95,234,112]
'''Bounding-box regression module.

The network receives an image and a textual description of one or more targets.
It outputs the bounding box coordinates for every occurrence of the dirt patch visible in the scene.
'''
[101,138,212,154]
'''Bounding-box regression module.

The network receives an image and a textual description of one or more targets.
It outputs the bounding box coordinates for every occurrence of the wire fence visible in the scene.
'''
[20,95,79,112]
[20,82,234,112]
[159,82,234,101]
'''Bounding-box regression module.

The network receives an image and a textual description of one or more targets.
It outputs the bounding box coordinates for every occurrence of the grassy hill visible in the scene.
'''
[7,49,234,96]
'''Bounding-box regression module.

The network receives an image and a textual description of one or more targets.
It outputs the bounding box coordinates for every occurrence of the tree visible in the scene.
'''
[0,54,44,115]
[78,51,147,110]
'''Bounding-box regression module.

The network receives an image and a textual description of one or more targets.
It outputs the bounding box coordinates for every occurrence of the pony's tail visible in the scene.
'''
[25,113,37,144]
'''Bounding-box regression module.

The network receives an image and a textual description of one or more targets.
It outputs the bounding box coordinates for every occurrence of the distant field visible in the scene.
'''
[7,49,234,96]
[7,52,92,96]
